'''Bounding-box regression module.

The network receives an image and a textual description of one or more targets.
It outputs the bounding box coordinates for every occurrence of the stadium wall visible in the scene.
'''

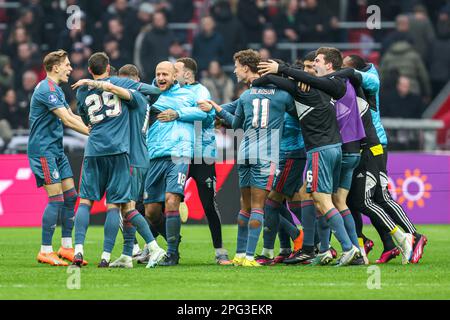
[0,153,449,227]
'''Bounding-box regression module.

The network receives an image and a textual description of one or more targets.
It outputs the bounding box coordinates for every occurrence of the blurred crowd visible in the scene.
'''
[1,0,450,145]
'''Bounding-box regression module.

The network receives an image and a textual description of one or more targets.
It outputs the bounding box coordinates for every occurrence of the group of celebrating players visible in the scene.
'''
[28,45,427,269]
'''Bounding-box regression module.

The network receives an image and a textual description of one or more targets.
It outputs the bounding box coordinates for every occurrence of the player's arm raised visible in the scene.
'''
[52,107,89,135]
[71,79,132,101]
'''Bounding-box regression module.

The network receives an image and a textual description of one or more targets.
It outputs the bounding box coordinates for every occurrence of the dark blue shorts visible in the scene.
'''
[79,153,131,204]
[305,144,342,194]
[339,153,361,190]
[130,166,148,202]
[29,154,73,187]
[238,160,278,191]
[273,157,306,197]
[143,157,189,204]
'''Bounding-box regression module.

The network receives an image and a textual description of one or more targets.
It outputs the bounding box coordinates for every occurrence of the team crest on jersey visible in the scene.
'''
[52,169,60,180]
[48,94,58,104]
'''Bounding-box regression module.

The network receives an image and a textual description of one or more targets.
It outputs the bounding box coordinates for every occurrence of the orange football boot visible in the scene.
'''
[293,229,304,252]
[57,247,88,265]
[37,252,68,266]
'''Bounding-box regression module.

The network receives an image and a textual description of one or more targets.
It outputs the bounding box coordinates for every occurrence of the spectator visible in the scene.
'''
[57,10,94,52]
[429,6,450,96]
[237,0,268,43]
[260,28,290,62]
[102,0,139,40]
[103,36,127,69]
[380,40,432,101]
[192,16,224,73]
[408,4,436,62]
[168,40,187,63]
[136,2,154,29]
[0,88,28,129]
[201,60,234,105]
[381,14,414,55]
[139,11,176,80]
[258,48,271,61]
[15,70,37,127]
[211,0,247,64]
[273,0,300,42]
[381,76,425,118]
[133,3,155,75]
[69,44,88,70]
[15,8,42,46]
[166,0,194,23]
[4,26,30,57]
[105,17,134,62]
[297,0,338,42]
[12,42,42,89]
[0,55,14,90]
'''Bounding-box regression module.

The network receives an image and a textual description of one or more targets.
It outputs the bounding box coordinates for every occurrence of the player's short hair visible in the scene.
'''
[233,49,260,73]
[43,50,68,72]
[303,50,316,62]
[315,47,343,70]
[346,54,367,71]
[177,57,197,75]
[88,52,110,75]
[119,64,140,78]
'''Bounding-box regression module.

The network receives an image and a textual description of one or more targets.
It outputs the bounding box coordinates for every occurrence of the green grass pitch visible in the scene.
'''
[0,225,449,300]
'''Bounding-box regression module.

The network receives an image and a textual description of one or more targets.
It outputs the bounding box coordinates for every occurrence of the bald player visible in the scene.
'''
[143,61,208,266]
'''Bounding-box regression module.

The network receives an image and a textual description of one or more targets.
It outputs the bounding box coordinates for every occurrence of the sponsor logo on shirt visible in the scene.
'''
[48,94,58,104]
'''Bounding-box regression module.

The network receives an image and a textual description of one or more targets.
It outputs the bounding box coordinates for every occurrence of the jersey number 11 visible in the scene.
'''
[252,98,270,129]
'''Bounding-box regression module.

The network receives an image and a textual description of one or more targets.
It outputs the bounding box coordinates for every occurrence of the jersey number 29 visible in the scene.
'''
[252,98,270,128]
[85,92,122,124]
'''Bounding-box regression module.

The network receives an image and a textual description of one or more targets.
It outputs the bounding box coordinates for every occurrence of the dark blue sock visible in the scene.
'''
[277,225,291,250]
[318,215,331,252]
[42,194,64,246]
[122,219,136,257]
[103,208,121,253]
[324,208,353,252]
[61,188,77,238]
[279,205,300,240]
[74,203,91,245]
[165,211,181,254]
[246,209,264,257]
[314,217,321,246]
[263,199,280,250]
[288,201,302,223]
[301,200,316,247]
[127,210,155,244]
[341,209,360,248]
[236,210,250,254]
